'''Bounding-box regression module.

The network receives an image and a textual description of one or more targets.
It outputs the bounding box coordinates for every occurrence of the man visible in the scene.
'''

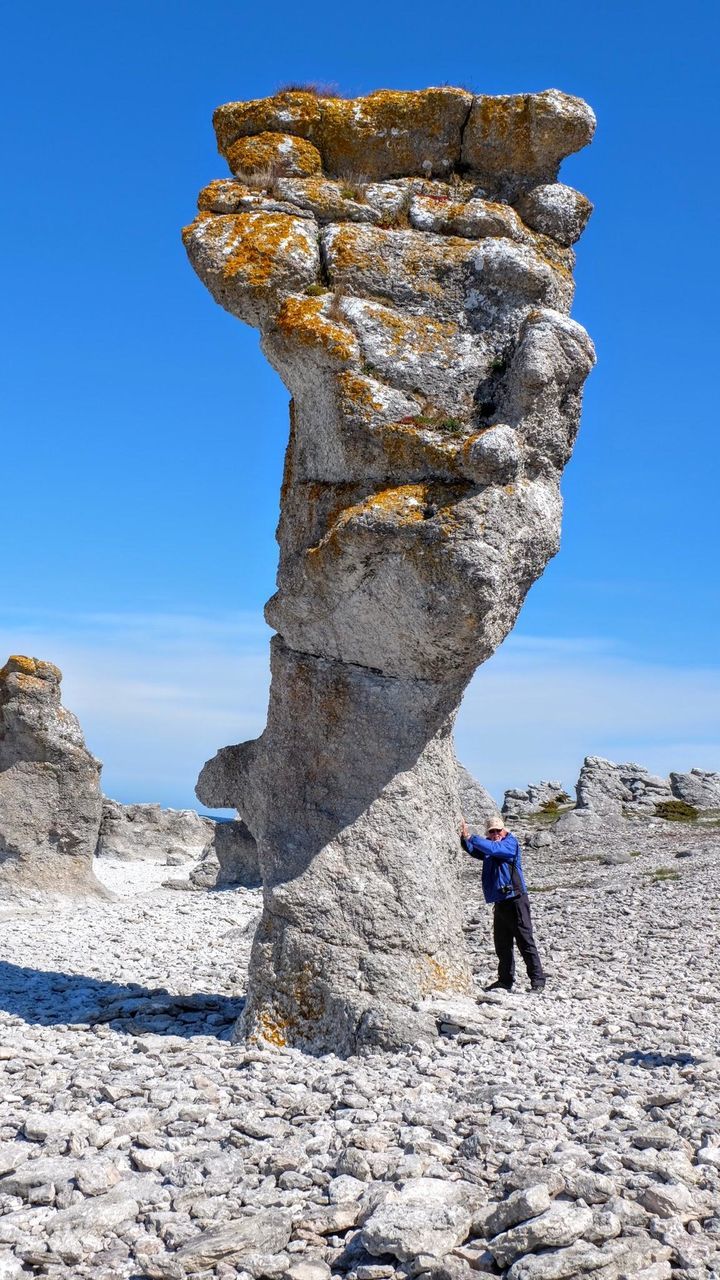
[460,817,546,993]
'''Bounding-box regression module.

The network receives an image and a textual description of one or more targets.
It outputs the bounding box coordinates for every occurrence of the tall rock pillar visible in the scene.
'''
[0,656,106,901]
[184,87,596,1051]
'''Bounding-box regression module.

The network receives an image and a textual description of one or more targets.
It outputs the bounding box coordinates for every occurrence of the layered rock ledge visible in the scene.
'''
[184,86,596,1052]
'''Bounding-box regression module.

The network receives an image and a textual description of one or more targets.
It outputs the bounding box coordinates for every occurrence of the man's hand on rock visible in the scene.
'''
[460,819,469,841]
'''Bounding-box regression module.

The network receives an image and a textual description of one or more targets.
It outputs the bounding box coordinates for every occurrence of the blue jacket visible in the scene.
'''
[461,832,528,905]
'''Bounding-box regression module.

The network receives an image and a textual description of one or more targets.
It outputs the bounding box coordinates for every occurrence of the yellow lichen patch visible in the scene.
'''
[462,91,594,179]
[348,483,429,523]
[377,422,461,475]
[418,953,472,996]
[360,305,460,363]
[255,1006,289,1048]
[185,212,317,293]
[310,486,430,558]
[325,224,469,308]
[275,296,357,363]
[0,655,60,683]
[251,963,326,1049]
[226,132,322,180]
[197,179,252,213]
[213,91,322,155]
[336,371,385,415]
[317,88,471,179]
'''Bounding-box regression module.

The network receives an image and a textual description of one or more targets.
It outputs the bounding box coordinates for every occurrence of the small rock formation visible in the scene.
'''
[0,656,106,899]
[189,819,261,889]
[575,756,673,817]
[670,768,720,811]
[502,779,570,822]
[185,86,596,1051]
[96,800,214,863]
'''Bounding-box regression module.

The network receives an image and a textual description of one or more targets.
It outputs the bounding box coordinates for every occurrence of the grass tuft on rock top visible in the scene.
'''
[648,867,681,881]
[275,81,346,98]
[655,800,699,822]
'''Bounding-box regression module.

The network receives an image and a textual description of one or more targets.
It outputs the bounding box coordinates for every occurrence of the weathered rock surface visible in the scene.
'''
[503,780,571,823]
[0,656,106,900]
[574,757,673,817]
[189,819,261,889]
[185,85,596,1051]
[96,800,214,864]
[670,768,720,810]
[360,1176,473,1260]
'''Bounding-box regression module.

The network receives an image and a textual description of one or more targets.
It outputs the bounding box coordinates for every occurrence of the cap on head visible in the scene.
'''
[486,818,505,835]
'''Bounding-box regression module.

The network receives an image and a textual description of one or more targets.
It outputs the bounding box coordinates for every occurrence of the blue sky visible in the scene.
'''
[2,0,718,808]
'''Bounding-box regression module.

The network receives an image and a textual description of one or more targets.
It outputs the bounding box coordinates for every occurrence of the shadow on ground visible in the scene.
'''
[0,961,244,1039]
[618,1049,699,1068]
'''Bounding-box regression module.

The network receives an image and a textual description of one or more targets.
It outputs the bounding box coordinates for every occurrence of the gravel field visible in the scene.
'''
[0,829,719,1279]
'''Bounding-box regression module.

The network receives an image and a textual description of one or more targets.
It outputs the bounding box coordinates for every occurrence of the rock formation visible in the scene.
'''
[575,756,673,816]
[190,819,261,890]
[0,656,106,900]
[184,85,596,1052]
[96,800,215,863]
[505,756,720,841]
[670,768,720,811]
[502,779,570,822]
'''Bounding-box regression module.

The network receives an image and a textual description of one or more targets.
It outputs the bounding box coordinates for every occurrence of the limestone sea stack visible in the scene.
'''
[0,656,107,900]
[184,86,596,1052]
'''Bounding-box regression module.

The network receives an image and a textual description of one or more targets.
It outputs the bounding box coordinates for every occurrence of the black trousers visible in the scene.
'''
[493,894,545,986]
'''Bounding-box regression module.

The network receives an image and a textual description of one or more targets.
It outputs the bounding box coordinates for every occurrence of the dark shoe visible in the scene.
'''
[530,980,546,992]
[485,980,512,992]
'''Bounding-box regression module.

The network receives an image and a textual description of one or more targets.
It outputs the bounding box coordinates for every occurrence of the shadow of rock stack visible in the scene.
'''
[184,85,596,1052]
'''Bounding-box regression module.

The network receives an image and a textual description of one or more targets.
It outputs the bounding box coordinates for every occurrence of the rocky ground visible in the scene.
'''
[0,824,719,1280]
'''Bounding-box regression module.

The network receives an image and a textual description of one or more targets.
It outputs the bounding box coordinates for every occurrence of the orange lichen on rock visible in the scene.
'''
[1,655,60,684]
[343,483,430,524]
[213,90,322,154]
[226,132,322,179]
[360,305,461,362]
[377,422,462,476]
[309,487,432,559]
[324,223,469,310]
[250,962,326,1048]
[418,953,473,996]
[462,90,596,180]
[317,88,471,179]
[274,296,357,363]
[336,371,386,416]
[197,178,252,213]
[183,211,319,295]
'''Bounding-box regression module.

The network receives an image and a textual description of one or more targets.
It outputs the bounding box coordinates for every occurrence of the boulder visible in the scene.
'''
[670,768,720,810]
[185,84,595,1052]
[360,1177,473,1261]
[0,656,107,900]
[487,1201,593,1267]
[96,799,214,863]
[189,819,261,889]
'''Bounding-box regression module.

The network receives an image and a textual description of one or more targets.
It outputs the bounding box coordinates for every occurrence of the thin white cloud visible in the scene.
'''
[0,611,717,812]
